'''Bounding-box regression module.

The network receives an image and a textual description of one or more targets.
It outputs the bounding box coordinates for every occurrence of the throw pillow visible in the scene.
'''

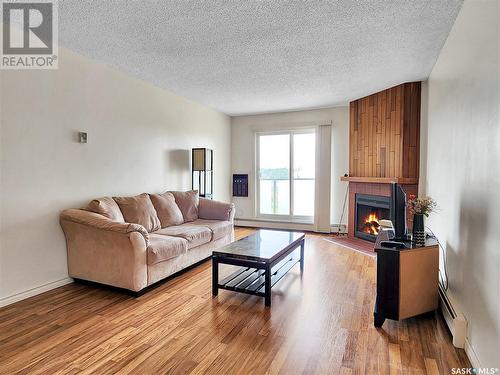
[85,197,125,223]
[113,193,161,232]
[170,190,199,222]
[149,192,184,228]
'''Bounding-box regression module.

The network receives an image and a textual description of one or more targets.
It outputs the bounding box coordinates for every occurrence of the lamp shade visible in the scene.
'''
[192,148,213,171]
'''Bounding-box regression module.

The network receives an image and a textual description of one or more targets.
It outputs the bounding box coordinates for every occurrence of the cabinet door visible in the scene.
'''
[376,249,400,320]
[399,246,439,319]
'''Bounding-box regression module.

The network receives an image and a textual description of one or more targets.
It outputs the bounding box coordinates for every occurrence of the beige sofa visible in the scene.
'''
[60,190,234,293]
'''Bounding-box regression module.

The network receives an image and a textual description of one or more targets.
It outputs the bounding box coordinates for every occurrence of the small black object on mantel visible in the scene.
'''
[192,148,213,199]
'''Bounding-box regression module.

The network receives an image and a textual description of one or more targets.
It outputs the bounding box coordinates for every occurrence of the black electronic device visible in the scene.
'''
[390,183,408,240]
[380,241,406,249]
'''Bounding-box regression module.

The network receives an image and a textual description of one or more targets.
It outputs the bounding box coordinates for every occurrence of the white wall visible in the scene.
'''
[230,107,349,228]
[423,0,499,367]
[0,47,231,305]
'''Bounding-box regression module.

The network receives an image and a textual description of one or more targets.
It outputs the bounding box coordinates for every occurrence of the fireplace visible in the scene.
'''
[355,194,391,242]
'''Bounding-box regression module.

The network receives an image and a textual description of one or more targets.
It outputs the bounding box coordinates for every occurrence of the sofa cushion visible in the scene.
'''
[147,234,187,265]
[170,190,199,222]
[190,219,233,241]
[113,193,161,232]
[149,192,184,228]
[85,197,125,222]
[154,224,211,249]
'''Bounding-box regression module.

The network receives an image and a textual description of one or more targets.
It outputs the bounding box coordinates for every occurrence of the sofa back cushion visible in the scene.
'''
[113,193,160,232]
[85,197,125,223]
[170,190,199,222]
[149,192,184,228]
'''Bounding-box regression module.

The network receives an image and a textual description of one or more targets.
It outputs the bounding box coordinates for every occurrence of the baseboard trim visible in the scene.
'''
[234,219,349,234]
[235,219,314,232]
[464,338,481,369]
[0,277,73,308]
[330,224,347,234]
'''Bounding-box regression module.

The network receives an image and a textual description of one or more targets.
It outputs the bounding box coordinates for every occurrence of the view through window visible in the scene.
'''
[257,130,315,218]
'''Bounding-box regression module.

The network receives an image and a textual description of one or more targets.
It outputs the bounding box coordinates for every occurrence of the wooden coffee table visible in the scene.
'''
[212,229,305,307]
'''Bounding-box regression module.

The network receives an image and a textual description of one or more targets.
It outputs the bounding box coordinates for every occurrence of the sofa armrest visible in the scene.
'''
[60,209,149,242]
[60,209,149,291]
[198,198,235,222]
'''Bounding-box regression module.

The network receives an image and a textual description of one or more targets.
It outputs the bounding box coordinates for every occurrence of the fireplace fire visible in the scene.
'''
[355,194,391,242]
[363,212,381,235]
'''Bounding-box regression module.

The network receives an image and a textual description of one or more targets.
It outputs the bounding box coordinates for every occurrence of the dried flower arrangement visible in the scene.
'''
[407,195,437,217]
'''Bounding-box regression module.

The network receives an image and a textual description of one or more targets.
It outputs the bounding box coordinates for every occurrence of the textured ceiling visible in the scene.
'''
[59,1,462,116]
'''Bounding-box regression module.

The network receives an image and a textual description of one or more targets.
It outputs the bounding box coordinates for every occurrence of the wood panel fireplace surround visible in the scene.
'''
[341,82,421,243]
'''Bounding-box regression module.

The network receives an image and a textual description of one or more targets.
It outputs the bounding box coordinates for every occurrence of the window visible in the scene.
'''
[257,130,315,219]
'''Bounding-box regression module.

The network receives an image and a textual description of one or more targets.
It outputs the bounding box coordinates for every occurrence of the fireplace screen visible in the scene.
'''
[355,194,391,241]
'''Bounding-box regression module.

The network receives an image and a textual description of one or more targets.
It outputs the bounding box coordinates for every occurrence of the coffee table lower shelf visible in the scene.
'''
[218,254,300,297]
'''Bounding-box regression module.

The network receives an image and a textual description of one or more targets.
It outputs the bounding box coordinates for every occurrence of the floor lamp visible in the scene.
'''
[192,148,213,199]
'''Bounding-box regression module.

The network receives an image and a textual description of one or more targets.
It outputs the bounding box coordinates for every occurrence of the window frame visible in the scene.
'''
[255,128,316,222]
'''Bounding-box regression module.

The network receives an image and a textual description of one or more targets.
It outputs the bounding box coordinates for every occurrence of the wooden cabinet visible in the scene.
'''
[373,230,439,327]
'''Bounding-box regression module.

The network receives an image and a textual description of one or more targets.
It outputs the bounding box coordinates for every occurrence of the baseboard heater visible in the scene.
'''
[439,285,467,348]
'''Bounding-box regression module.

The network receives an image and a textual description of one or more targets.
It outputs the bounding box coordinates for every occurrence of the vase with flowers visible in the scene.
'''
[407,195,437,245]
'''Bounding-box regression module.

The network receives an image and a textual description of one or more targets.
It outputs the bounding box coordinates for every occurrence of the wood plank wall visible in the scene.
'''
[349,82,421,179]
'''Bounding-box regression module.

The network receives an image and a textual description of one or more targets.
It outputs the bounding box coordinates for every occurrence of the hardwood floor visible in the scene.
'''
[0,227,469,374]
